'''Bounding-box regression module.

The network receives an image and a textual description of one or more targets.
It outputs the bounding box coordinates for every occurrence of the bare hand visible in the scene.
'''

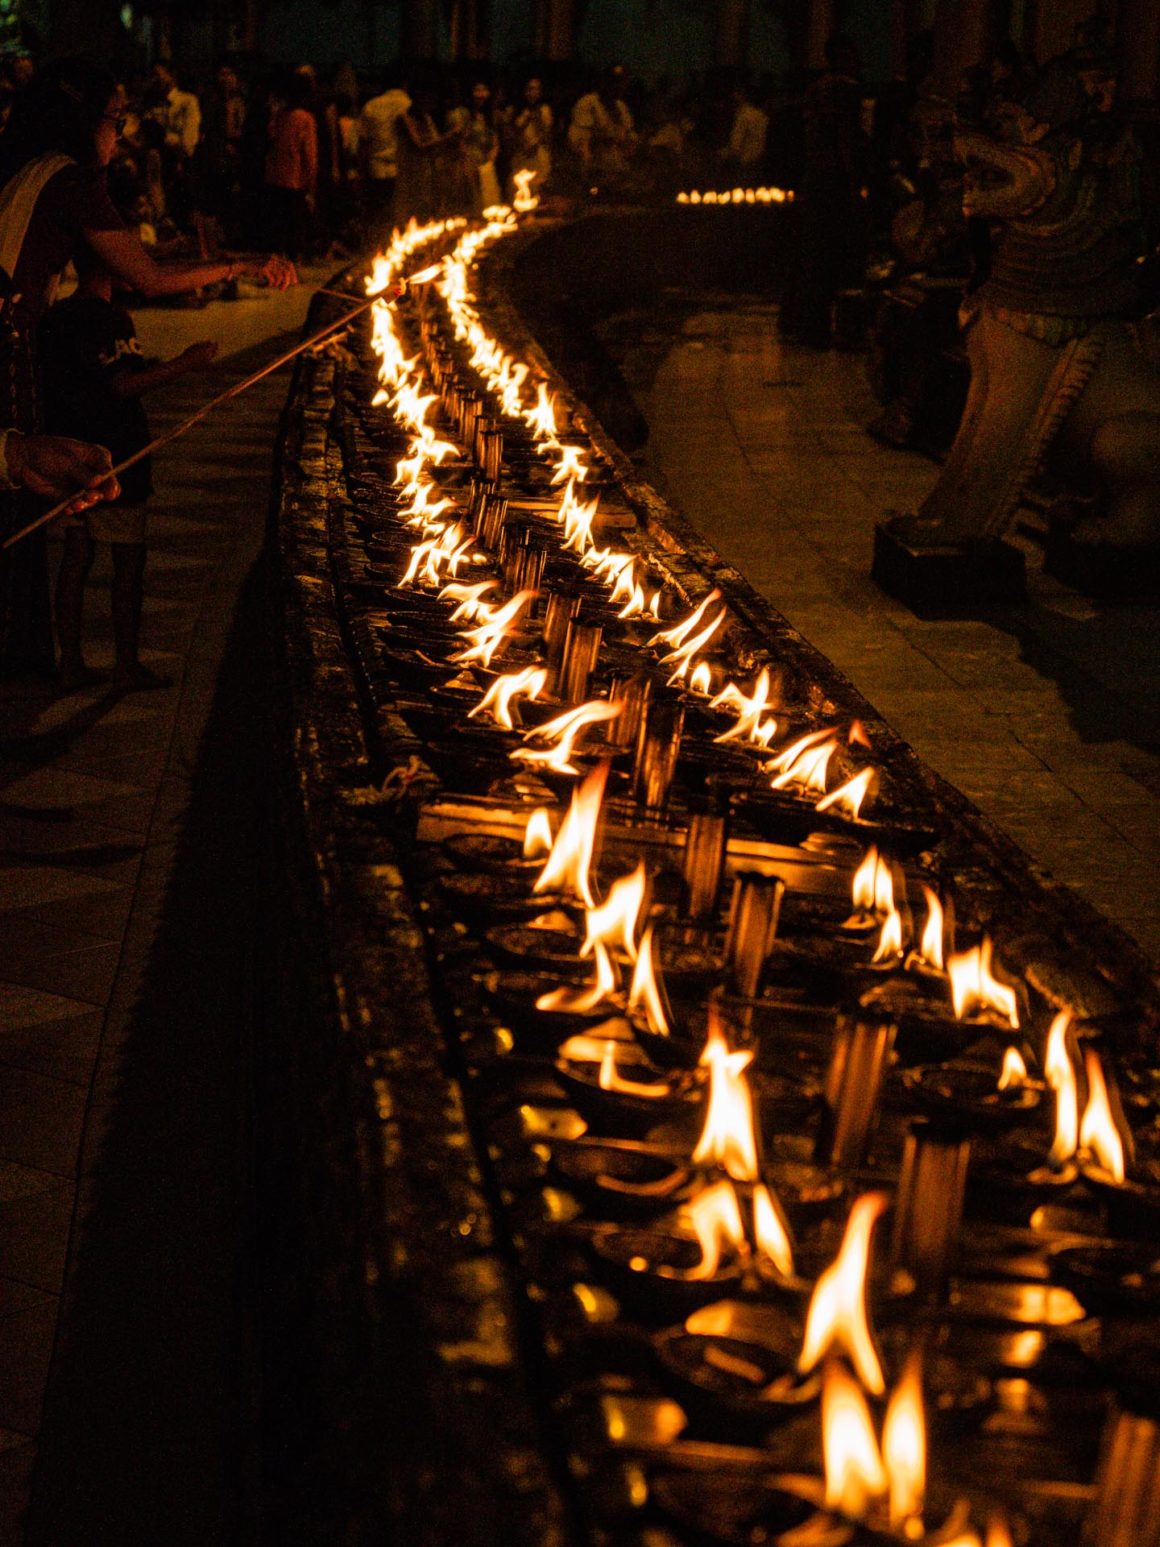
[180,340,219,369]
[248,254,298,289]
[6,434,121,511]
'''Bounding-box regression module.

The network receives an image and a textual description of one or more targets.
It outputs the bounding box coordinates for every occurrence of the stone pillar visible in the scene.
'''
[401,0,440,57]
[718,0,748,68]
[1117,0,1160,108]
[807,0,834,70]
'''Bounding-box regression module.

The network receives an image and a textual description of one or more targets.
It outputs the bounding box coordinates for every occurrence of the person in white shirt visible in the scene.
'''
[148,62,201,158]
[358,70,411,245]
[721,85,768,175]
[568,67,637,188]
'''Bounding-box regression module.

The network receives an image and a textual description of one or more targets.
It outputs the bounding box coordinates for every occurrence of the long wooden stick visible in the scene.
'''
[2,281,404,551]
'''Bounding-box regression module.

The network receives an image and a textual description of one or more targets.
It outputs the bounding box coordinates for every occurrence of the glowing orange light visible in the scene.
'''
[536,940,618,1013]
[582,861,647,963]
[799,1192,888,1394]
[822,1361,888,1518]
[648,589,723,650]
[882,1351,926,1530]
[453,589,535,668]
[679,1179,748,1280]
[816,767,877,818]
[768,729,840,794]
[1045,1010,1079,1167]
[511,699,622,776]
[691,1012,760,1182]
[598,1041,672,1098]
[1079,1046,1129,1183]
[851,846,893,918]
[468,666,547,730]
[752,1182,794,1280]
[946,938,1019,1028]
[917,886,946,971]
[523,807,554,858]
[533,761,609,907]
[627,924,671,1036]
[998,1046,1029,1090]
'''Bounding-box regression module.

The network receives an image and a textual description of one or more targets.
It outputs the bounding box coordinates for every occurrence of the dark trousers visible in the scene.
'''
[363,176,397,253]
[265,185,310,262]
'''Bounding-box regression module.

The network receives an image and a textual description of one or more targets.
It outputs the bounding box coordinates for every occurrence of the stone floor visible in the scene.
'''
[0,269,325,1545]
[602,296,1160,963]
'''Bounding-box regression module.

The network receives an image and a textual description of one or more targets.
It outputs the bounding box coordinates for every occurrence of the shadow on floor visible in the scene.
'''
[23,556,356,1546]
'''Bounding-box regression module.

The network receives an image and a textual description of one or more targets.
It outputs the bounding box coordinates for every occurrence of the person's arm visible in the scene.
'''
[109,339,218,399]
[84,227,296,296]
[0,430,120,509]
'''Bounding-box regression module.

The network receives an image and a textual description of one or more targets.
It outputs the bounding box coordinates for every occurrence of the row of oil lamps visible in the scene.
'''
[345,207,1152,1546]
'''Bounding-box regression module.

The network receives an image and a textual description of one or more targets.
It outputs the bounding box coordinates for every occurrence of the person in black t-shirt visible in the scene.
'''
[41,248,218,691]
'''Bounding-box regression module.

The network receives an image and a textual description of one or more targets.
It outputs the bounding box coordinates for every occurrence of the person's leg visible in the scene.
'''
[54,524,97,686]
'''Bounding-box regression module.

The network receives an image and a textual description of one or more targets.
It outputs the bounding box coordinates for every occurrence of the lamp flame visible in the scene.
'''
[816,767,877,818]
[551,445,588,485]
[511,699,622,775]
[648,589,722,650]
[851,847,894,918]
[689,661,714,695]
[917,886,946,971]
[453,589,535,668]
[627,925,671,1036]
[536,940,618,1013]
[946,938,1019,1028]
[691,1011,760,1182]
[752,1183,795,1280]
[582,861,647,963]
[468,666,547,730]
[822,1361,888,1518]
[660,610,727,684]
[998,1046,1029,1090]
[871,903,905,963]
[882,1351,926,1530]
[1045,1010,1079,1167]
[712,668,778,748]
[679,1179,748,1280]
[768,728,839,794]
[523,807,554,858]
[533,761,608,907]
[799,1192,888,1394]
[597,1041,672,1099]
[1079,1046,1130,1183]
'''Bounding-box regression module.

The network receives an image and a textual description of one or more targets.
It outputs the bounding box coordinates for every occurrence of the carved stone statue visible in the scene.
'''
[878,57,1160,597]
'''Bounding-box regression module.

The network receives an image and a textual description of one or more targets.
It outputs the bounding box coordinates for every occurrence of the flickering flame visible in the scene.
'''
[946,938,1019,1028]
[523,807,554,858]
[648,589,722,650]
[536,940,618,1013]
[985,1515,1014,1547]
[525,381,558,441]
[998,1046,1029,1090]
[405,262,442,285]
[712,668,778,748]
[691,1013,760,1182]
[917,886,946,971]
[799,1192,888,1394]
[882,1352,926,1530]
[848,720,871,749]
[468,666,547,730]
[816,767,877,818]
[659,609,727,683]
[608,561,639,607]
[752,1182,794,1280]
[453,589,535,668]
[871,903,905,963]
[851,846,894,917]
[512,167,539,212]
[627,924,671,1036]
[440,578,497,622]
[533,761,608,907]
[616,584,662,622]
[551,445,588,485]
[676,185,792,206]
[689,662,714,695]
[1045,1010,1079,1167]
[511,699,622,775]
[559,481,601,553]
[582,861,647,963]
[822,1361,887,1518]
[769,729,839,794]
[598,1041,671,1098]
[679,1179,748,1280]
[1079,1046,1128,1183]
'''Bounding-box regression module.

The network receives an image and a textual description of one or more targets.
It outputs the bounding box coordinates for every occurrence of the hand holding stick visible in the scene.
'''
[2,275,415,551]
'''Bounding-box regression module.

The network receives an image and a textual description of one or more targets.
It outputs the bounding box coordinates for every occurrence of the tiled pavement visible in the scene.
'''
[0,273,322,1545]
[605,298,1160,963]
